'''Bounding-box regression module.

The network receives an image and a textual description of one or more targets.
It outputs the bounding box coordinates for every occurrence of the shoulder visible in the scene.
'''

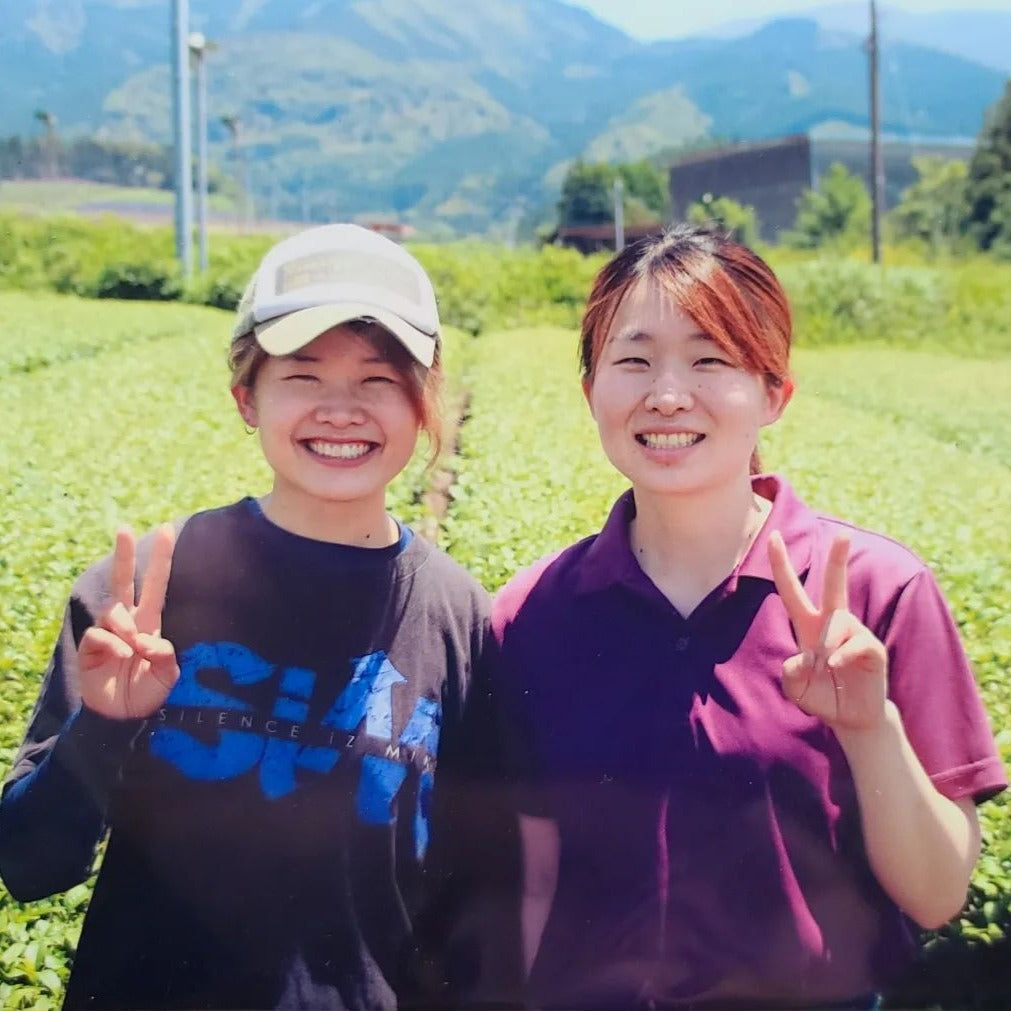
[402,537,491,614]
[491,535,597,639]
[763,474,928,594]
[776,483,942,632]
[69,503,241,614]
[810,510,929,592]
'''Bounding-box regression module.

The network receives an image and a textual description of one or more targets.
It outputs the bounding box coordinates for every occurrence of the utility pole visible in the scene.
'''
[189,33,217,272]
[33,110,59,179]
[613,176,625,252]
[868,0,884,264]
[171,0,193,275]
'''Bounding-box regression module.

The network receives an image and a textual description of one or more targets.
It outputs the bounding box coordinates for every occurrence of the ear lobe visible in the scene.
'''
[231,385,258,427]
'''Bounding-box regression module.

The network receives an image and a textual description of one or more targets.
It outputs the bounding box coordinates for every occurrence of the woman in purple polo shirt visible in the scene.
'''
[490,224,1007,1009]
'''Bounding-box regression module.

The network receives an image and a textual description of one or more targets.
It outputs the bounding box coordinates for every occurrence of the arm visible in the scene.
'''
[769,532,1003,930]
[836,706,980,928]
[0,526,178,901]
[519,813,559,976]
[0,703,144,901]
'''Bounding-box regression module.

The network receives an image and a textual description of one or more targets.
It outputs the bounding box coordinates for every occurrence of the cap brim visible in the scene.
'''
[254,302,436,366]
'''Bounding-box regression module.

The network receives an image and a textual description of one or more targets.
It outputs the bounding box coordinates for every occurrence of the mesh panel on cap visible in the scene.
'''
[275,251,422,301]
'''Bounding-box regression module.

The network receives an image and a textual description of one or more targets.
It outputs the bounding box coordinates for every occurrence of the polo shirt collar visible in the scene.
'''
[574,473,818,598]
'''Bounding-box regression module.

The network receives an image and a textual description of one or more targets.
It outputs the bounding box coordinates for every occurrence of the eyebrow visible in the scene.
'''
[610,326,714,344]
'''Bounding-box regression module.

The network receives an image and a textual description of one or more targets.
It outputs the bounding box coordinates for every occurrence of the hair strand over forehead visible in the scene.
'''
[580,223,792,389]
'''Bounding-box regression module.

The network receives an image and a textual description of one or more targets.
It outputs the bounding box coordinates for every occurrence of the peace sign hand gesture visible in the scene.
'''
[768,531,888,732]
[77,525,180,720]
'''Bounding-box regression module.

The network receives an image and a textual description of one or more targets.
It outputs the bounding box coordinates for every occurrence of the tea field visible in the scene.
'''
[0,291,1009,1008]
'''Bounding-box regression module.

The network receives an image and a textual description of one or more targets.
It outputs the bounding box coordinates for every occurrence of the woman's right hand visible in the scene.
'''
[78,525,179,720]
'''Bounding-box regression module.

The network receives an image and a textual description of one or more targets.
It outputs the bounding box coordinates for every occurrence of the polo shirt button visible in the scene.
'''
[675,636,689,652]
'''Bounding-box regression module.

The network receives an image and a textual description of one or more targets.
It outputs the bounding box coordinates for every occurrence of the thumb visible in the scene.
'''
[782,650,814,706]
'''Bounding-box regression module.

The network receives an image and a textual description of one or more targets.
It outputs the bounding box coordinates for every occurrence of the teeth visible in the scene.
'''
[307,440,372,460]
[641,432,702,449]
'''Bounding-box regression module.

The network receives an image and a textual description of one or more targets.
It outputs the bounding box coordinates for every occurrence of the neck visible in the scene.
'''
[258,491,399,548]
[629,475,769,616]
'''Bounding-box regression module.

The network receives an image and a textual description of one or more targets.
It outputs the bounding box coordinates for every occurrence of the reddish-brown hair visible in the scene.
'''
[229,320,444,463]
[581,224,792,386]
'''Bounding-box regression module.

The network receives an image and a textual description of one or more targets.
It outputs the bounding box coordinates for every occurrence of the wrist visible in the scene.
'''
[834,699,902,756]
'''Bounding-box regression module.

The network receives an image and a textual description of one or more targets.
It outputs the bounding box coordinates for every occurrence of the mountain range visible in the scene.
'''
[4,0,1009,236]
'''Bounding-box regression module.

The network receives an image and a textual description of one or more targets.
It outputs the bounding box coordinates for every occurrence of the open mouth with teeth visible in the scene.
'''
[637,432,704,450]
[304,439,376,461]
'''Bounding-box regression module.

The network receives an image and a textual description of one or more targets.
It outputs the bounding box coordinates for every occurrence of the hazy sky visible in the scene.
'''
[569,0,1011,41]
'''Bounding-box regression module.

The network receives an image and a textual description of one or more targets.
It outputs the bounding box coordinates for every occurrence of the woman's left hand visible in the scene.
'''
[768,531,888,732]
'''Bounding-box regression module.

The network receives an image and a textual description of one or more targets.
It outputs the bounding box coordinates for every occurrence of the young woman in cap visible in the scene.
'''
[0,224,501,1010]
[491,224,1006,1009]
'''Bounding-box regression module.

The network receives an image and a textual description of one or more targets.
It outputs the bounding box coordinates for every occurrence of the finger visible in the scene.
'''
[101,601,140,648]
[768,531,818,643]
[110,527,137,610]
[820,532,850,615]
[816,606,854,653]
[136,524,175,634]
[135,634,180,691]
[79,626,134,669]
[781,650,814,705]
[826,626,887,677]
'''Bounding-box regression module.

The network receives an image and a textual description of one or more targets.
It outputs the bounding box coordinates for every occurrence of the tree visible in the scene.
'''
[784,163,871,250]
[688,194,760,247]
[889,156,968,254]
[616,160,669,219]
[557,161,614,226]
[965,79,1011,257]
[557,159,667,229]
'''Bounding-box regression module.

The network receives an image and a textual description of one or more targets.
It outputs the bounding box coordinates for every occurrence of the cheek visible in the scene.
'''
[589,375,632,415]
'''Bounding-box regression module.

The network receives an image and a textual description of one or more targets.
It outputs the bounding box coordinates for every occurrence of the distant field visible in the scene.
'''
[0,179,236,224]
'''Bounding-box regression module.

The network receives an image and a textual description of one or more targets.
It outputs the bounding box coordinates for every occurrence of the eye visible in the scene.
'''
[694,356,733,368]
[616,356,650,367]
[284,373,319,382]
[363,373,398,385]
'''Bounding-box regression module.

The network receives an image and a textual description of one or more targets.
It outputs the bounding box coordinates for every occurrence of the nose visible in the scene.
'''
[645,374,693,414]
[313,386,367,426]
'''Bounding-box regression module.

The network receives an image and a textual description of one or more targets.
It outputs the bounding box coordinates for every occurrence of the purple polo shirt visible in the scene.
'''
[491,474,1006,1009]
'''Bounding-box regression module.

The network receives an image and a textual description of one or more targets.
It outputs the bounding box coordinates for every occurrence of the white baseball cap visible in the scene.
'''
[232,223,440,366]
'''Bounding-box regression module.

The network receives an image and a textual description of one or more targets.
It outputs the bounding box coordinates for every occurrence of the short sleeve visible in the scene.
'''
[882,568,1007,803]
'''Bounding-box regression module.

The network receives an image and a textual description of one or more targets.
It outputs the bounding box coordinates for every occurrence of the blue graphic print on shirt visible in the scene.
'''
[149,642,440,844]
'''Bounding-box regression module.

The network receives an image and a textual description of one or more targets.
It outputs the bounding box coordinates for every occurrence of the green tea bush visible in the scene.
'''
[5,211,1011,358]
[93,261,181,301]
[774,256,1011,356]
[0,212,607,335]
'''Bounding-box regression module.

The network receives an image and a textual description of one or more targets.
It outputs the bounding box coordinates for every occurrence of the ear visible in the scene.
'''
[761,375,794,428]
[231,384,258,428]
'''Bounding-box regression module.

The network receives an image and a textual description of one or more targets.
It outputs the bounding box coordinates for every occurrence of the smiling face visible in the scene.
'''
[585,278,792,502]
[232,324,422,539]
